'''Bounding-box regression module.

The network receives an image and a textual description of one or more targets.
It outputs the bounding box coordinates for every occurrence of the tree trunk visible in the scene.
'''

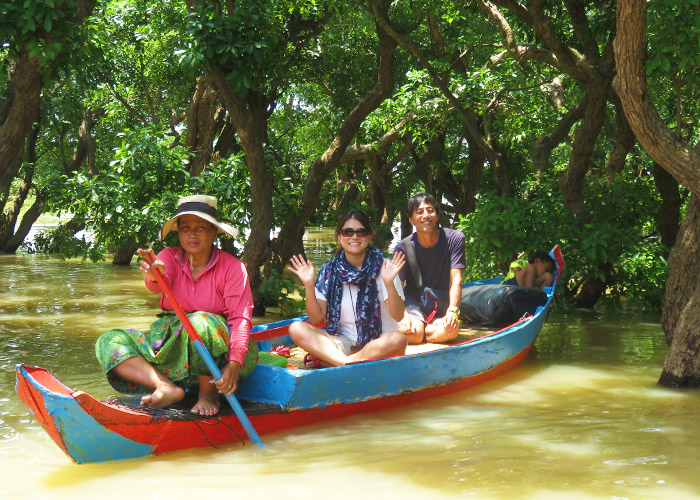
[375,5,513,198]
[207,73,275,315]
[0,0,96,182]
[1,0,97,252]
[0,52,42,184]
[614,0,700,387]
[613,1,700,196]
[264,0,398,306]
[559,83,608,220]
[411,134,442,196]
[185,76,217,176]
[70,108,104,175]
[0,110,41,252]
[653,162,682,247]
[112,245,138,265]
[461,138,485,214]
[574,262,613,308]
[366,155,398,251]
[604,95,636,180]
[336,162,362,213]
[659,195,700,386]
[3,198,43,253]
[400,210,413,239]
[212,110,241,163]
[532,96,587,173]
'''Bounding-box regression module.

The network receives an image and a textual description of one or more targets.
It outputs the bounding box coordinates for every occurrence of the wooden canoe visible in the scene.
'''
[15,246,564,464]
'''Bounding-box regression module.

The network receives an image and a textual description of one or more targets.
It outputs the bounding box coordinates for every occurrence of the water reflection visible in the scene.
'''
[2,248,700,500]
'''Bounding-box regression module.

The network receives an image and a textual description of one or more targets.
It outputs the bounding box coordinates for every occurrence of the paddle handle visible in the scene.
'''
[142,251,266,447]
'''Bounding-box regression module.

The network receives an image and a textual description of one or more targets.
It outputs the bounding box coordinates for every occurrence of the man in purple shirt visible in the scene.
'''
[393,193,466,344]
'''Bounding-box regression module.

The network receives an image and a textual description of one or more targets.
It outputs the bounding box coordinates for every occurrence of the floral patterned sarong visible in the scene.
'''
[95,311,258,394]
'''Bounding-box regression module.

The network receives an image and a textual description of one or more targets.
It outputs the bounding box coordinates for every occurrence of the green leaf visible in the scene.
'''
[661,57,671,72]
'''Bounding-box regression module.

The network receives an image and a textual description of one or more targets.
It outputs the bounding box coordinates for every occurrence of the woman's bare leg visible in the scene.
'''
[348,330,407,363]
[289,321,348,367]
[111,356,185,408]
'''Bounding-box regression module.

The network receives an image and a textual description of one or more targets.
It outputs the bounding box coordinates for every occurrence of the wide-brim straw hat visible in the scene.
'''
[159,195,238,240]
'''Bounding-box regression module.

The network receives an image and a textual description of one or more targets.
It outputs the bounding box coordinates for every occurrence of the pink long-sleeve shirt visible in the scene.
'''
[144,247,254,366]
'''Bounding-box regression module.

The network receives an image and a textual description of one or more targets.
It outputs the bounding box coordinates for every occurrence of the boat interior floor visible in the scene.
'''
[106,393,284,418]
[283,323,498,369]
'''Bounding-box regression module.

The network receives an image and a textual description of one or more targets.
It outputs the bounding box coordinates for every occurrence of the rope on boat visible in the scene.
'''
[106,396,246,448]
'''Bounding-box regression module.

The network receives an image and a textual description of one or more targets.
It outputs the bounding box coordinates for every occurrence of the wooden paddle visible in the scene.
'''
[142,251,266,447]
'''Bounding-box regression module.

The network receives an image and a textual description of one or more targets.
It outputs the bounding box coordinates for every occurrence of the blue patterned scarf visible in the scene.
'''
[315,246,385,346]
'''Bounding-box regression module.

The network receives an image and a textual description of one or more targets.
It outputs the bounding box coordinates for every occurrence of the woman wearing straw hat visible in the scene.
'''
[95,195,257,416]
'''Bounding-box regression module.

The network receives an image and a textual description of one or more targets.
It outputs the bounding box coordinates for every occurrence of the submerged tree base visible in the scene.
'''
[658,370,700,388]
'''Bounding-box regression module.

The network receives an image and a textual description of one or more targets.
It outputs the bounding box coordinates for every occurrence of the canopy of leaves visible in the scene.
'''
[2,0,688,314]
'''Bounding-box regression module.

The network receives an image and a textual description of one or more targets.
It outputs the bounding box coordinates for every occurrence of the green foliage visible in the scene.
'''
[456,171,668,312]
[456,189,559,282]
[618,242,668,313]
[0,0,680,317]
[24,225,101,261]
[192,153,252,227]
[306,3,391,111]
[646,0,700,143]
[647,0,700,75]
[51,125,192,260]
[181,0,330,98]
[81,0,192,128]
[0,0,86,67]
[259,269,306,317]
[43,124,259,262]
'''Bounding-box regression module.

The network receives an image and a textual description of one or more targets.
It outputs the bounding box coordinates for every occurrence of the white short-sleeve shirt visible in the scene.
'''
[315,262,405,343]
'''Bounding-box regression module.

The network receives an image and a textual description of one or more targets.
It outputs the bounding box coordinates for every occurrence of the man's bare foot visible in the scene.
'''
[140,383,185,409]
[191,386,220,416]
[424,321,459,343]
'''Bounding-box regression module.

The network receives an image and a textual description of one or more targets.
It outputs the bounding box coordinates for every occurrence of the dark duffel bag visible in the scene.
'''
[459,284,548,327]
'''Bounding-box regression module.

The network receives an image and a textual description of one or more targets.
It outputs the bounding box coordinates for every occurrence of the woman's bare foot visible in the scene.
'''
[303,353,339,368]
[140,382,185,409]
[303,353,322,369]
[191,384,220,416]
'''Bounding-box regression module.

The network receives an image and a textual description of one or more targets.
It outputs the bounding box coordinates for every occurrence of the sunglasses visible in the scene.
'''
[339,228,371,237]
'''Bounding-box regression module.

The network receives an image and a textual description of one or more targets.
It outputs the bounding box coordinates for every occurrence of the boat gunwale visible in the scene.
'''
[250,288,554,380]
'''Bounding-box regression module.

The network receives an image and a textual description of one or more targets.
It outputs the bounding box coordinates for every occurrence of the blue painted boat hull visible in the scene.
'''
[15,247,564,463]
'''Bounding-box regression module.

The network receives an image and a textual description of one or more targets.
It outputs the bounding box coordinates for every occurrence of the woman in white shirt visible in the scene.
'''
[287,210,407,368]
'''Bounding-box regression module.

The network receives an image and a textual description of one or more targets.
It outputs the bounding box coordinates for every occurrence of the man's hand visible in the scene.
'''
[441,311,460,336]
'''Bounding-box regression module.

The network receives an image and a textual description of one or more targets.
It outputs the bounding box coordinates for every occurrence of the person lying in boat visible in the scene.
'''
[286,210,408,368]
[392,193,466,345]
[501,251,555,289]
[95,195,257,416]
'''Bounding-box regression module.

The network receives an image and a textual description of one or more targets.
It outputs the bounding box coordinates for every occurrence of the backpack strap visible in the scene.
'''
[401,235,423,291]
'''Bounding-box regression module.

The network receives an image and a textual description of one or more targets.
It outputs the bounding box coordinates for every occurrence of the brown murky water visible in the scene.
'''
[1,248,698,500]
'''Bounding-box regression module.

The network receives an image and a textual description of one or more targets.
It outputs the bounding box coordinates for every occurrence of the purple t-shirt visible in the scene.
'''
[393,227,466,301]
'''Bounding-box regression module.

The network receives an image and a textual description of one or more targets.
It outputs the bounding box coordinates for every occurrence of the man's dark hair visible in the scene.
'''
[406,192,439,217]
